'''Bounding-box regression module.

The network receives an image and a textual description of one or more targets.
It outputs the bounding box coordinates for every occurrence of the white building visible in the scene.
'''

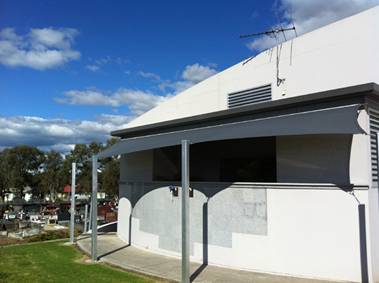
[3,186,33,203]
[96,6,379,283]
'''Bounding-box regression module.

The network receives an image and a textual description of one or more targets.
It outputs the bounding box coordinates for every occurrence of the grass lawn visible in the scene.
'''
[0,241,161,283]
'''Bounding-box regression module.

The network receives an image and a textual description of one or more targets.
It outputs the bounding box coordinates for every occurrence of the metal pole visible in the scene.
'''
[88,197,92,231]
[181,140,190,283]
[70,162,76,244]
[358,204,369,283]
[91,155,98,261]
[84,203,88,233]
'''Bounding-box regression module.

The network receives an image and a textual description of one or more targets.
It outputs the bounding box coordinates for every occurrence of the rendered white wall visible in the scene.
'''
[126,185,369,282]
[208,188,368,282]
[368,188,379,283]
[117,197,131,243]
[116,141,374,282]
[127,6,379,129]
[350,109,371,186]
[117,151,154,242]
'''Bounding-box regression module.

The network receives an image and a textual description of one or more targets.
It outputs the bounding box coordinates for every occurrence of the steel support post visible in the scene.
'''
[70,162,76,243]
[91,156,98,261]
[84,203,88,233]
[181,140,190,283]
[88,198,92,231]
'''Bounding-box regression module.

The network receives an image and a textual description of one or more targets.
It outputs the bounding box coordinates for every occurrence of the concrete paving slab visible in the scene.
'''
[76,233,345,283]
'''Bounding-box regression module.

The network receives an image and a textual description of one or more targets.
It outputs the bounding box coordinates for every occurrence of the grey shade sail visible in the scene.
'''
[98,104,364,159]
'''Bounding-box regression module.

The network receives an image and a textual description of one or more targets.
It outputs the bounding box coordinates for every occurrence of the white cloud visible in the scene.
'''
[138,71,161,81]
[0,27,80,70]
[86,64,100,72]
[159,63,218,94]
[248,0,379,51]
[281,0,379,34]
[247,36,281,53]
[0,114,132,153]
[57,63,216,115]
[97,114,132,125]
[39,143,75,153]
[30,28,78,49]
[181,63,217,83]
[4,63,217,152]
[56,88,170,115]
[86,56,127,72]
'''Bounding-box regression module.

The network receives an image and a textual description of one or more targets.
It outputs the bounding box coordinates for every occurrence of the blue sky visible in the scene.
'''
[0,0,378,152]
[0,1,272,120]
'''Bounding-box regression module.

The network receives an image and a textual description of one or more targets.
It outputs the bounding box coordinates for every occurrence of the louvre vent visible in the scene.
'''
[369,108,379,185]
[228,84,271,108]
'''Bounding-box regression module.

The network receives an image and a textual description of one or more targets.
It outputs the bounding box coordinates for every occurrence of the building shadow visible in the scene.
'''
[76,234,92,241]
[77,231,114,241]
[190,201,208,282]
[98,244,130,260]
[129,213,132,244]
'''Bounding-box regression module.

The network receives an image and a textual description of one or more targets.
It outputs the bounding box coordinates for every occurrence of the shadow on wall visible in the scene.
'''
[120,182,232,256]
[123,181,234,208]
[126,183,267,253]
[190,201,209,282]
[118,191,210,281]
[118,182,368,282]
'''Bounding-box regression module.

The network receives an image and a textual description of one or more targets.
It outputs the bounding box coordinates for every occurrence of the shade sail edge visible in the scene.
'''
[98,104,364,159]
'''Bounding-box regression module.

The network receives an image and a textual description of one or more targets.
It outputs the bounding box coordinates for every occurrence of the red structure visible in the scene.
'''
[63,185,71,193]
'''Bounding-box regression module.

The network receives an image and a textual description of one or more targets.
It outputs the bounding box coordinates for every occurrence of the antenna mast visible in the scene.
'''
[240,26,296,39]
[240,25,297,87]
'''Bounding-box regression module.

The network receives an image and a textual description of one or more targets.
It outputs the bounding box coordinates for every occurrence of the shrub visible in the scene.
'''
[25,229,69,242]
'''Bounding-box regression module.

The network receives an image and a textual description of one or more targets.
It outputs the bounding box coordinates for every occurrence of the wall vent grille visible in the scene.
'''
[369,107,379,185]
[228,84,271,108]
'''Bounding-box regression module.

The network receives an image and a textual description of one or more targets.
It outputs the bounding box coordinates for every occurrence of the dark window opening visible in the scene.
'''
[219,158,276,182]
[153,137,276,182]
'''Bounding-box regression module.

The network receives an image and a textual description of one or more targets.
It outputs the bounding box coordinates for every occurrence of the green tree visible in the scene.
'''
[0,140,121,202]
[39,151,64,201]
[0,151,12,202]
[100,160,119,197]
[1,146,45,198]
[99,138,120,198]
[63,142,103,193]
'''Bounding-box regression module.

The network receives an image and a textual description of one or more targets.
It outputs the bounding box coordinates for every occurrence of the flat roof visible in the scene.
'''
[112,83,379,139]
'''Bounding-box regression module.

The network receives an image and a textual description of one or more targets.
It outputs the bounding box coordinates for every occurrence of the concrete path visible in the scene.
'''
[76,234,342,283]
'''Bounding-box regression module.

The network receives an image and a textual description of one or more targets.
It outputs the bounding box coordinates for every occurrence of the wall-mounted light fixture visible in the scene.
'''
[169,186,179,197]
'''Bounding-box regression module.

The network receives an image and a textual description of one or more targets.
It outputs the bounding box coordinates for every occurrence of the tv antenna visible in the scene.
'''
[240,25,297,87]
[240,26,296,40]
